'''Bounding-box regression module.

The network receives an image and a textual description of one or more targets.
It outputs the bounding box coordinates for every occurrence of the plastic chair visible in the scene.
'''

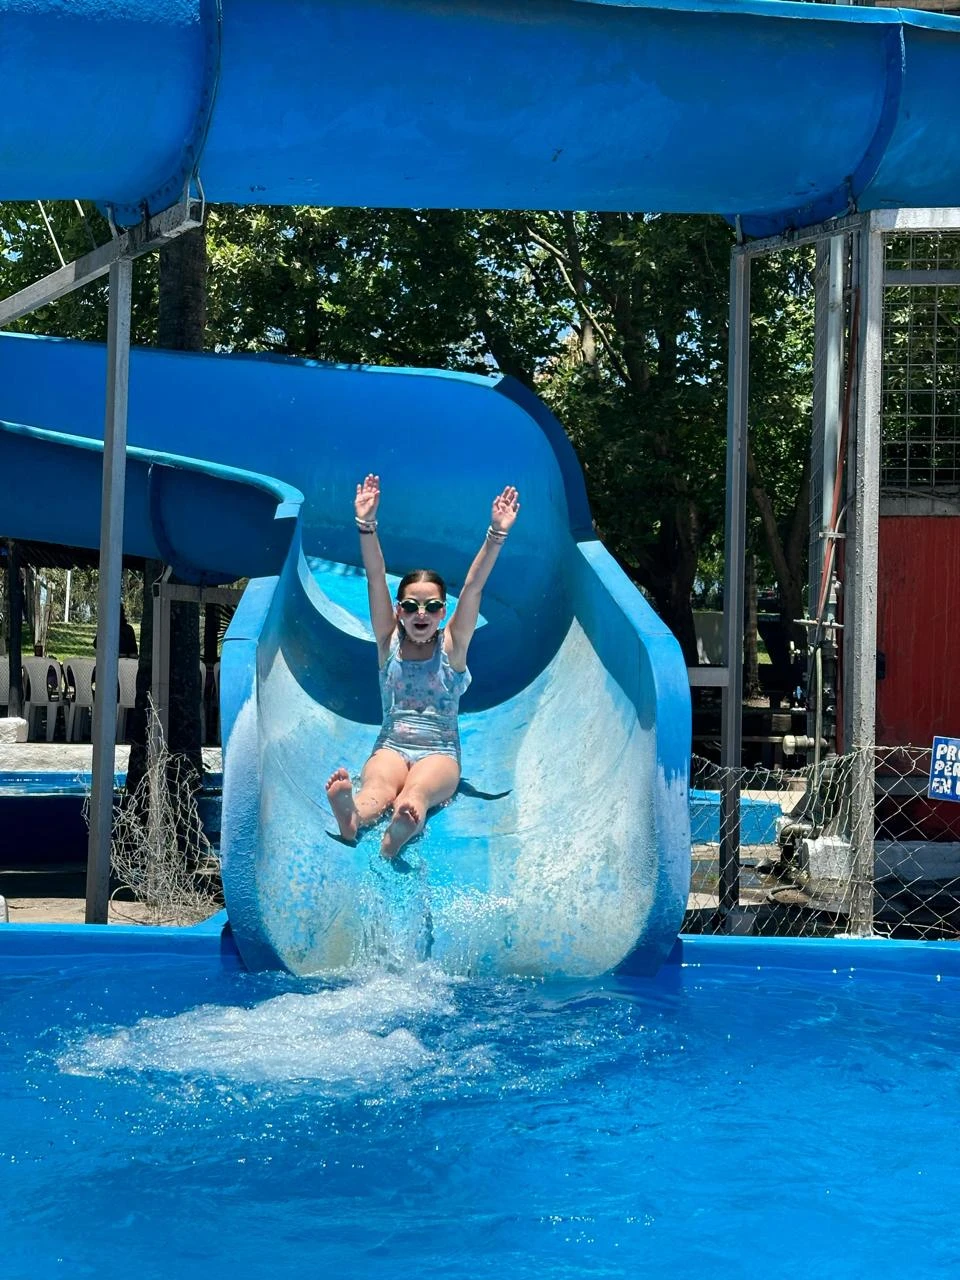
[22,656,65,741]
[64,657,96,742]
[117,657,139,741]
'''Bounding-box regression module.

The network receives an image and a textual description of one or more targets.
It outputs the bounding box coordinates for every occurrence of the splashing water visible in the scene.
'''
[60,964,457,1091]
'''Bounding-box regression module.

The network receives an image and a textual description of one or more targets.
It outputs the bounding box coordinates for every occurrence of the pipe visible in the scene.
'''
[2,1,960,229]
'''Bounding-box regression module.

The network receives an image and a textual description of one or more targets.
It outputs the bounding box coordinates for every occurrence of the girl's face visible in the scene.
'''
[397,581,446,642]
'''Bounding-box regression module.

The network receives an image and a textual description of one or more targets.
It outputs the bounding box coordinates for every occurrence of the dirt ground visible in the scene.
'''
[0,865,160,925]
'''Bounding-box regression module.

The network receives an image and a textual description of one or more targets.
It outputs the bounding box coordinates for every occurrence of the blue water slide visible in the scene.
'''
[5,0,960,973]
[0,334,690,975]
[3,0,960,233]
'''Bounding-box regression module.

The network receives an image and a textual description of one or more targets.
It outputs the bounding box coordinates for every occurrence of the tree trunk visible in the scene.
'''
[658,586,699,668]
[160,227,206,780]
[642,509,701,667]
[158,226,207,350]
[127,227,207,794]
[126,559,161,794]
[203,603,221,744]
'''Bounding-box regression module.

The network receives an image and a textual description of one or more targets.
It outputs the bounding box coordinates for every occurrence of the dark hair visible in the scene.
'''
[397,569,446,601]
[396,570,446,640]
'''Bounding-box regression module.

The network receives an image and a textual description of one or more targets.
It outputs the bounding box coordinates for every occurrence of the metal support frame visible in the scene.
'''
[0,196,201,923]
[843,213,884,937]
[713,206,957,936]
[151,576,241,741]
[718,246,751,921]
[806,235,847,760]
[85,258,133,923]
[716,210,881,931]
[0,200,202,326]
[687,666,730,688]
[809,236,846,617]
[871,207,960,233]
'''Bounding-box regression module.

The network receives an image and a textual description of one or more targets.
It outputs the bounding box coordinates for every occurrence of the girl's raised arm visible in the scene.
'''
[355,474,396,661]
[445,485,520,671]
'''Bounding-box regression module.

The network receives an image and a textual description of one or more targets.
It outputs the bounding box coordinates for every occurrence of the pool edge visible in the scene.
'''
[2,921,959,980]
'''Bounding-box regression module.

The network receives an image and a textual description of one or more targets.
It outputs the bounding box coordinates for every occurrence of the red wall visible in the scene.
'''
[877,515,960,746]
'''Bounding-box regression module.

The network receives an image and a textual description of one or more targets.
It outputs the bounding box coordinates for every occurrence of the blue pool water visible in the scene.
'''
[2,942,959,1278]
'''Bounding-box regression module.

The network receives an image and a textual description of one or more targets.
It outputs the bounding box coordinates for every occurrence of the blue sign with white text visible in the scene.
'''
[928,736,960,802]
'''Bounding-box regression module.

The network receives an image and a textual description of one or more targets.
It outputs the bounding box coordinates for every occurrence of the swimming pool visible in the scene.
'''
[2,926,958,1279]
[0,773,223,868]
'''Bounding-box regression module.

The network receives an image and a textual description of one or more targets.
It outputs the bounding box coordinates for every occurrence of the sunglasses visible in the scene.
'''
[397,597,445,615]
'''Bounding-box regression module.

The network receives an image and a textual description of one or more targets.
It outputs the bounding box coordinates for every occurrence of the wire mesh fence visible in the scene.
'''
[685,746,960,940]
[82,700,222,926]
[882,230,960,496]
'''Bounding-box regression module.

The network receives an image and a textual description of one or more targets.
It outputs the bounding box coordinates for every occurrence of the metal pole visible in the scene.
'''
[719,246,750,920]
[844,214,882,937]
[0,199,201,327]
[85,258,133,924]
[807,236,846,758]
[809,236,846,610]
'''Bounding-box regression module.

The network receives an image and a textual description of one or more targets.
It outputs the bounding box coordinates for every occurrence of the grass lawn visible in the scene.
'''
[21,622,141,660]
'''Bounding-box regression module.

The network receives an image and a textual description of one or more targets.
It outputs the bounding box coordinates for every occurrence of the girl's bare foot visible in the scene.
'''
[380,800,422,860]
[326,768,359,842]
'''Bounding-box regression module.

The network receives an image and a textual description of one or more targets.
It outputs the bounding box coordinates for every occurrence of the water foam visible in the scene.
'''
[60,966,456,1090]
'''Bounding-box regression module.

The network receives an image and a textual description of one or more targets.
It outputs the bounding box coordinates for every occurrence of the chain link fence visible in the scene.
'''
[82,700,222,926]
[685,746,960,940]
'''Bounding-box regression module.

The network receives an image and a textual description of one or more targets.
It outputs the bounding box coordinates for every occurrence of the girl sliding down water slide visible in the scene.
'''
[325,473,520,860]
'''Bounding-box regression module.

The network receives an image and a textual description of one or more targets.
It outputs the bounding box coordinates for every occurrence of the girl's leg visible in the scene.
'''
[326,750,408,842]
[380,754,460,859]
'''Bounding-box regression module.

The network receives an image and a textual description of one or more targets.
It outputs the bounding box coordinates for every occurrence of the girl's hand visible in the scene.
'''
[356,474,381,522]
[490,485,520,535]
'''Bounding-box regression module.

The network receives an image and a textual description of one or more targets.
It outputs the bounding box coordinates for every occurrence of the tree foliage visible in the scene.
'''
[1,200,816,665]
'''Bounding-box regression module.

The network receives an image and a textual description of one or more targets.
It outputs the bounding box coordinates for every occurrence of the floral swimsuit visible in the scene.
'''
[373,630,471,766]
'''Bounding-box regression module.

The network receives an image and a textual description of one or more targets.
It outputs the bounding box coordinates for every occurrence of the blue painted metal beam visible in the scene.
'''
[2,1,960,233]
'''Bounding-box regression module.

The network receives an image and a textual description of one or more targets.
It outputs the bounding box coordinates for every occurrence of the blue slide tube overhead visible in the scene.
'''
[0,335,691,976]
[3,1,960,232]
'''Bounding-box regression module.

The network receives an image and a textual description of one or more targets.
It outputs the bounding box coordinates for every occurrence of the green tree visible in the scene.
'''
[748,248,816,674]
[3,200,817,670]
[0,200,158,342]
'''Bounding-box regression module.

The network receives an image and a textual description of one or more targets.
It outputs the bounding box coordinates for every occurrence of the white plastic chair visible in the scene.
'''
[22,656,65,742]
[117,657,139,741]
[64,657,96,742]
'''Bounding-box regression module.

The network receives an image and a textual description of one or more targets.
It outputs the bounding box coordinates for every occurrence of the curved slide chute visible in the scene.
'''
[0,334,690,976]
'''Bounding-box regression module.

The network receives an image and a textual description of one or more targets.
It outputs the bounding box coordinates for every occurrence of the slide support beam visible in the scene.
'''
[86,258,133,923]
